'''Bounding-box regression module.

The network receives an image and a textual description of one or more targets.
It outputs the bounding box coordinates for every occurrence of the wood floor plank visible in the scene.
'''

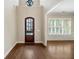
[5,41,74,59]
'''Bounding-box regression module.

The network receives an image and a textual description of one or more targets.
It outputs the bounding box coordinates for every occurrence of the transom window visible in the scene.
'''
[48,18,71,35]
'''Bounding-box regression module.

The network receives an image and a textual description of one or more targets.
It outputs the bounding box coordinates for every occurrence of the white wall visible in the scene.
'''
[16,6,44,43]
[4,0,45,57]
[16,0,44,44]
[47,12,74,40]
[4,0,18,57]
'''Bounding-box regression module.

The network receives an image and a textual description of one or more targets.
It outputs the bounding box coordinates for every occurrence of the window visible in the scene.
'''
[48,18,71,35]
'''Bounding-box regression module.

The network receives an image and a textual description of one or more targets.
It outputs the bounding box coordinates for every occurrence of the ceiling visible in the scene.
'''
[40,0,74,14]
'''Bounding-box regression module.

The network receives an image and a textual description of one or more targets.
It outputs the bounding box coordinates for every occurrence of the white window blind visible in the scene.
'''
[48,18,71,35]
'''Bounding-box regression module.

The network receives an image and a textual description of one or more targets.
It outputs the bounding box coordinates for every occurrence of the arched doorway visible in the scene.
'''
[25,17,34,42]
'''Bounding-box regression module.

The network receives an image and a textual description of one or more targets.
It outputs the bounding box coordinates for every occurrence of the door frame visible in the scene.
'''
[25,17,35,43]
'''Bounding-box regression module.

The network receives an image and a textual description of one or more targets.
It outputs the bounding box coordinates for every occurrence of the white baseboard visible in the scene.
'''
[35,41,47,47]
[18,41,24,43]
[43,42,47,47]
[4,42,17,58]
[18,41,44,43]
[47,39,74,41]
[35,41,43,43]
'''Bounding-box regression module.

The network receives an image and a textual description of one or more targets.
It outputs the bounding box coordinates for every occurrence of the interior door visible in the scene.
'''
[25,17,34,42]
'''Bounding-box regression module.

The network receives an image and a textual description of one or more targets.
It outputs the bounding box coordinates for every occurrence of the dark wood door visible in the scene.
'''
[25,17,34,42]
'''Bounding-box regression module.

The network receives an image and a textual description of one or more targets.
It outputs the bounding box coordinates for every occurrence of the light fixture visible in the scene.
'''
[26,0,33,7]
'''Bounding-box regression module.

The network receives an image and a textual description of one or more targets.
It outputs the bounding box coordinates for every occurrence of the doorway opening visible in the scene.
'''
[25,17,34,43]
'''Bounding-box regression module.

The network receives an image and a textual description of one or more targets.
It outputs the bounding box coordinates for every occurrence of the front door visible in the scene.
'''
[25,17,34,42]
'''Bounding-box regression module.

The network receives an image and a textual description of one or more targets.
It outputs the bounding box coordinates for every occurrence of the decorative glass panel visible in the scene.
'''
[56,27,60,34]
[56,20,62,27]
[59,28,61,34]
[52,27,55,34]
[26,18,33,35]
[63,20,71,34]
[48,27,52,34]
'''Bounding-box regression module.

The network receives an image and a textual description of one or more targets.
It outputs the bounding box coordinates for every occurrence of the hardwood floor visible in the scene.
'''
[5,41,74,59]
